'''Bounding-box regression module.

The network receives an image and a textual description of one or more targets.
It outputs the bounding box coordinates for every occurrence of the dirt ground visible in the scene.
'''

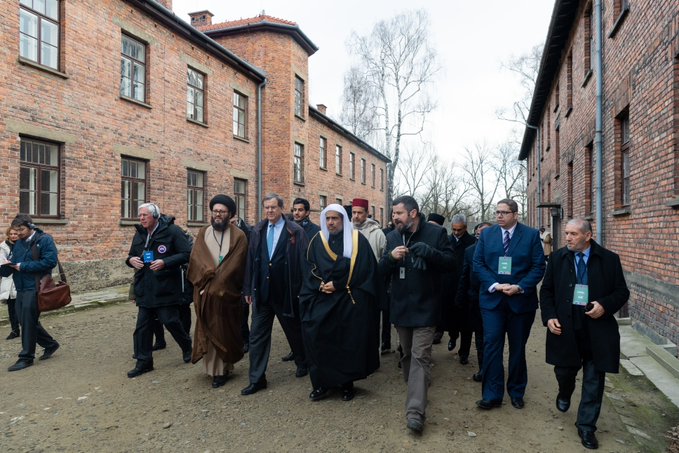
[1,302,677,452]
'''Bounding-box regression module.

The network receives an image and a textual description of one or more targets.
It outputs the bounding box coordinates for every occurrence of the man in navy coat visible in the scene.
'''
[473,199,544,410]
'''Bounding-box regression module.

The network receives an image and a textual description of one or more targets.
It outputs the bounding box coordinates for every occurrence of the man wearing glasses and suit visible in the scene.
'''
[473,199,545,410]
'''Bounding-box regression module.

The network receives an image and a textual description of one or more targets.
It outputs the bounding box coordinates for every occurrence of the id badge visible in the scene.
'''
[399,267,406,280]
[498,256,512,275]
[143,250,154,264]
[218,255,224,264]
[573,284,589,306]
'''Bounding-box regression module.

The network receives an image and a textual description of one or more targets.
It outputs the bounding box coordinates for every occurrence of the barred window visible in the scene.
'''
[121,157,146,219]
[20,138,60,217]
[187,169,205,222]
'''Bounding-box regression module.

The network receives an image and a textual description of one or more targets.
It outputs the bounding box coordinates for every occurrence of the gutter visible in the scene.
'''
[257,79,267,220]
[594,0,604,243]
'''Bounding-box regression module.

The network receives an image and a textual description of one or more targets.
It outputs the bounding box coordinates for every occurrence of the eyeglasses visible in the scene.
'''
[212,210,229,216]
[495,210,515,216]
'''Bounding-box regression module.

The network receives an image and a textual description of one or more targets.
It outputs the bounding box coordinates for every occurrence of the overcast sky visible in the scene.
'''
[171,0,555,163]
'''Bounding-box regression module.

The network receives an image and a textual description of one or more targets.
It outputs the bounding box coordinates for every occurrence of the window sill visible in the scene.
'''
[18,57,68,79]
[187,118,208,128]
[666,197,679,209]
[584,214,594,221]
[582,70,593,88]
[294,181,305,187]
[32,218,68,225]
[608,7,629,39]
[612,207,631,217]
[564,106,573,118]
[319,166,327,171]
[120,96,152,109]
[294,114,306,122]
[119,220,139,226]
[233,135,249,144]
[336,173,342,177]
[187,221,208,227]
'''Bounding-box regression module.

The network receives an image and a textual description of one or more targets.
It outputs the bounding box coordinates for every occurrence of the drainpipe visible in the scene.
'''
[526,124,541,226]
[257,79,267,220]
[594,0,604,243]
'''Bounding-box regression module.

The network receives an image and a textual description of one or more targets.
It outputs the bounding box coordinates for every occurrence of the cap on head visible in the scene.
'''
[209,194,237,218]
[427,213,445,226]
[352,198,369,210]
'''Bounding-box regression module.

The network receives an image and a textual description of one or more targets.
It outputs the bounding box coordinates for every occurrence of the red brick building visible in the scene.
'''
[0,0,389,291]
[520,0,679,347]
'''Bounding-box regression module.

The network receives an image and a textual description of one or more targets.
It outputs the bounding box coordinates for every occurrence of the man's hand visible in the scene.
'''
[245,295,253,305]
[408,242,433,259]
[390,246,409,261]
[129,256,144,270]
[501,284,522,296]
[547,318,562,335]
[585,301,605,319]
[149,259,165,271]
[321,281,336,293]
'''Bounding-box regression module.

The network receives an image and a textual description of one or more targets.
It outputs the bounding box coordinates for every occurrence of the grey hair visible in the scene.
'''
[567,218,592,234]
[138,202,160,218]
[451,213,467,225]
[262,193,284,208]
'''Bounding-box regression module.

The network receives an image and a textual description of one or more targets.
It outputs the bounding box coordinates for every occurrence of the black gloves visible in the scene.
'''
[411,256,428,271]
[409,242,434,259]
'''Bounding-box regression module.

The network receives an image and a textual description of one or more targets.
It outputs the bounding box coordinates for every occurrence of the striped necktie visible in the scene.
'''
[503,230,510,256]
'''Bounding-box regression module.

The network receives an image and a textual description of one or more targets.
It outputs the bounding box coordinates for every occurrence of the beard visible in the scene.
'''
[394,220,413,233]
[211,218,228,231]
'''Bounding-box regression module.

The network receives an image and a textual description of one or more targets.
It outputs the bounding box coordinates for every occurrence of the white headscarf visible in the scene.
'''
[319,203,353,259]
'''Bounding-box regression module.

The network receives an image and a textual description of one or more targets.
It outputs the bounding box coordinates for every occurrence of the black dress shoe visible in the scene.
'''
[241,380,267,395]
[295,365,308,378]
[152,342,166,351]
[341,383,355,401]
[476,399,502,410]
[406,418,423,434]
[212,375,229,388]
[182,349,192,363]
[472,372,483,382]
[459,356,469,365]
[578,428,599,449]
[39,342,60,361]
[127,362,153,378]
[309,387,330,401]
[510,397,525,409]
[447,339,456,351]
[6,331,20,340]
[281,351,294,362]
[8,359,33,372]
[556,395,570,412]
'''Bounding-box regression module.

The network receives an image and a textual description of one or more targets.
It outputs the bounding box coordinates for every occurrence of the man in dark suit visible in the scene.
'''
[473,198,544,410]
[540,219,629,450]
[231,214,252,353]
[241,194,309,395]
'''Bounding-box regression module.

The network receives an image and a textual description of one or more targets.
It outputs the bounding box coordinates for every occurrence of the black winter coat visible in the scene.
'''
[539,240,629,372]
[379,215,455,327]
[126,216,191,308]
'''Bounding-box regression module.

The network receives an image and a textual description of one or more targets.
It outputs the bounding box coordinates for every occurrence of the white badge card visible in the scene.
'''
[573,284,589,306]
[498,256,512,275]
[399,267,406,280]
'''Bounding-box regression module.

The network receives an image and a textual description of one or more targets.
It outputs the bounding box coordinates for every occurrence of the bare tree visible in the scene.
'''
[462,144,502,222]
[493,141,527,211]
[345,10,439,203]
[496,44,543,126]
[339,66,377,141]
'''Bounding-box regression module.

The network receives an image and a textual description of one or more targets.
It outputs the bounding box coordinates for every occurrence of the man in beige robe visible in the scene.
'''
[188,195,248,388]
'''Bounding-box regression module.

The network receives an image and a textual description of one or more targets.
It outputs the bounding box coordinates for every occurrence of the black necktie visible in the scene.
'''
[576,252,587,285]
[503,230,510,256]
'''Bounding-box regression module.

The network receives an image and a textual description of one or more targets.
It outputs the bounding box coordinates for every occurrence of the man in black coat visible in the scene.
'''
[379,196,454,435]
[540,218,629,450]
[231,213,252,353]
[291,197,321,240]
[126,203,193,378]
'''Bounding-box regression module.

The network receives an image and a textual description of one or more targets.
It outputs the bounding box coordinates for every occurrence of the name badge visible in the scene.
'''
[143,251,154,263]
[573,284,589,306]
[498,256,512,275]
[219,255,224,264]
[399,267,406,280]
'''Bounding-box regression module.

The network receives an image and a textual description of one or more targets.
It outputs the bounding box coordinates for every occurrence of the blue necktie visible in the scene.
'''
[267,224,275,259]
[503,230,510,256]
[576,252,587,285]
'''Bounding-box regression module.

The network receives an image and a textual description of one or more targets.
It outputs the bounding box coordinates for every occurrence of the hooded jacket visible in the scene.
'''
[0,228,58,292]
[355,218,386,261]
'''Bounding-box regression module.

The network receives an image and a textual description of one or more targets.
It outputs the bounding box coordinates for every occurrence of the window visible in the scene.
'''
[555,126,560,175]
[319,195,327,210]
[567,161,573,219]
[554,83,560,112]
[187,67,205,123]
[584,4,593,76]
[335,197,343,205]
[294,142,304,184]
[349,152,355,180]
[187,169,205,222]
[620,111,631,206]
[319,136,327,169]
[19,0,60,70]
[566,51,573,112]
[335,145,343,175]
[371,163,376,188]
[380,168,384,191]
[380,207,384,226]
[360,158,366,184]
[585,142,594,216]
[234,178,247,221]
[371,205,375,219]
[19,138,60,217]
[233,91,248,138]
[121,157,146,219]
[294,75,304,118]
[120,34,146,102]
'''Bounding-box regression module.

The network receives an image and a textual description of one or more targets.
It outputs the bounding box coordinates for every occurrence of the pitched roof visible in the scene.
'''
[199,14,318,56]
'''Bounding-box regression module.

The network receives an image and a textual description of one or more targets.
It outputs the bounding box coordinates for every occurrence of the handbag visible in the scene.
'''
[32,243,72,313]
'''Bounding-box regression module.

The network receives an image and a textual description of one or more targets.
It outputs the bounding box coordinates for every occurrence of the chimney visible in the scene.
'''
[189,10,214,27]
[156,0,172,10]
[316,104,327,115]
